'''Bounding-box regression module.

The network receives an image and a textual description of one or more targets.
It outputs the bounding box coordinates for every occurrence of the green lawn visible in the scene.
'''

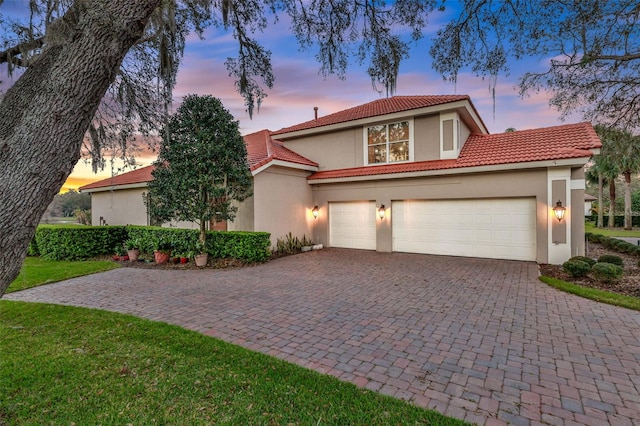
[585,221,640,237]
[7,257,120,293]
[2,258,466,424]
[0,301,466,425]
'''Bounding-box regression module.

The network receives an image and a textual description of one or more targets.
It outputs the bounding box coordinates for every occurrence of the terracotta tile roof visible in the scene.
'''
[308,122,601,181]
[79,165,155,191]
[79,131,317,191]
[244,129,318,171]
[272,95,471,135]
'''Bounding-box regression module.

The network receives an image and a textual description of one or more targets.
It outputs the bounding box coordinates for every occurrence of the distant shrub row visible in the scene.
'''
[585,215,640,228]
[586,233,640,257]
[29,225,271,263]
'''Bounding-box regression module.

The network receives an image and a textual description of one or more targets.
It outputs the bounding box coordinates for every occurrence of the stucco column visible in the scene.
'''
[377,198,392,252]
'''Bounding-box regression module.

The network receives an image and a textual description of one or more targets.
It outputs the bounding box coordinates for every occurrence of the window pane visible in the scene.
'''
[368,145,387,163]
[368,125,387,145]
[389,121,409,142]
[389,142,409,162]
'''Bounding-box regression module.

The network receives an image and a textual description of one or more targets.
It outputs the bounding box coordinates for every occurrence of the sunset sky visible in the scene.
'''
[1,2,580,192]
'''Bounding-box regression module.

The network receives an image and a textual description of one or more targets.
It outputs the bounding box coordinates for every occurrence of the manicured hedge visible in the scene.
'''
[125,226,271,262]
[30,225,271,263]
[32,225,127,260]
[586,233,640,257]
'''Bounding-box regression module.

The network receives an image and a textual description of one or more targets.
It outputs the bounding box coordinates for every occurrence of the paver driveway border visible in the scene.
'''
[5,249,640,425]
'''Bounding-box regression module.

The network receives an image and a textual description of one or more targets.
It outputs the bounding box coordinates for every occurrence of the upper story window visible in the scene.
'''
[366,120,411,165]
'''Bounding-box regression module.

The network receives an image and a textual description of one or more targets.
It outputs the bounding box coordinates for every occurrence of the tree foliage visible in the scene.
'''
[147,95,252,245]
[0,0,444,292]
[46,190,91,218]
[431,0,640,131]
[595,125,640,230]
[0,0,441,171]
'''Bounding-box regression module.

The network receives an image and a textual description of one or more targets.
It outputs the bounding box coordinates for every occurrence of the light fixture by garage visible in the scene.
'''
[552,200,566,222]
[312,205,319,219]
[378,204,386,220]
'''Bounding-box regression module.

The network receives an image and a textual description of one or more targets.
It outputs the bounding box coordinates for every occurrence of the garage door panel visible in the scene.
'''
[330,202,376,250]
[393,198,536,261]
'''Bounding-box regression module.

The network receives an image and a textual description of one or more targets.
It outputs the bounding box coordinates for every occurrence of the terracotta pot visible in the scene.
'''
[172,257,180,264]
[127,249,140,262]
[195,253,208,267]
[154,250,171,264]
[180,257,189,264]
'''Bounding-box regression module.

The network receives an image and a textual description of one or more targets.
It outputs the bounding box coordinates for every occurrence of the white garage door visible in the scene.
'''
[330,201,377,250]
[392,198,536,261]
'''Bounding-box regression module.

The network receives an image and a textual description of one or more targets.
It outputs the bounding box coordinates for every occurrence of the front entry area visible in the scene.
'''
[392,198,537,261]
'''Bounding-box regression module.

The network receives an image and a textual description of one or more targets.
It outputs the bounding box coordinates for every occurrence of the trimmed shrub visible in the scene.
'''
[208,231,272,262]
[562,259,592,278]
[30,225,271,263]
[34,225,127,260]
[592,262,624,284]
[597,254,624,267]
[587,233,604,244]
[568,256,597,267]
[125,226,271,263]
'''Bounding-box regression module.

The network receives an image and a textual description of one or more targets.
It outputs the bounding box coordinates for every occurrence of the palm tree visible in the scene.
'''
[585,161,605,228]
[594,126,621,228]
[615,133,640,230]
[596,125,640,230]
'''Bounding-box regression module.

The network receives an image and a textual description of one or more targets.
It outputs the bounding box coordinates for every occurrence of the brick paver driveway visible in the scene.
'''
[5,249,640,425]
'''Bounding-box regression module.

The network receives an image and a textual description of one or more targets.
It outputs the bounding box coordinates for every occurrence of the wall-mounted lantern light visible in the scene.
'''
[378,204,386,220]
[312,205,319,219]
[553,200,566,222]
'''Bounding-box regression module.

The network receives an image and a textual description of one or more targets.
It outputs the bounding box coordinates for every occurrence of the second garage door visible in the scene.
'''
[329,201,376,250]
[392,198,537,261]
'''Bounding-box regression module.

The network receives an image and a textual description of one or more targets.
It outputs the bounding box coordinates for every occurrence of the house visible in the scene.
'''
[584,193,597,216]
[80,95,601,264]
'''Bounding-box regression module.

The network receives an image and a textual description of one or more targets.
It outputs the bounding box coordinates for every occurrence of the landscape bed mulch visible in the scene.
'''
[540,242,640,298]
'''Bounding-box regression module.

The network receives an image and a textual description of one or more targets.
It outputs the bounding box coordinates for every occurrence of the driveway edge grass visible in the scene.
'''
[0,300,468,425]
[7,257,120,293]
[539,276,640,311]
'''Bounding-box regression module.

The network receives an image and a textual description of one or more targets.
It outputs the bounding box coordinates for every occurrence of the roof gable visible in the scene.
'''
[244,130,318,172]
[79,165,155,191]
[79,131,317,192]
[272,95,473,135]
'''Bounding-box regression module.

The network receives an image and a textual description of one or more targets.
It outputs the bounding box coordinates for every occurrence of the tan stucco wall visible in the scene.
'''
[310,169,553,263]
[90,188,148,226]
[413,115,440,162]
[282,113,447,170]
[282,128,362,171]
[228,194,255,232]
[252,166,314,246]
[91,186,204,230]
[571,167,586,257]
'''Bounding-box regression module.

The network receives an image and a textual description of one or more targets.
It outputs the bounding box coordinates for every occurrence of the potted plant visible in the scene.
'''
[194,241,208,267]
[153,238,173,264]
[114,244,129,262]
[124,237,142,261]
[179,252,190,264]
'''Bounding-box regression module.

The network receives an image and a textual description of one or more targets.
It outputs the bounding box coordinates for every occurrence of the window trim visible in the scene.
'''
[363,118,414,166]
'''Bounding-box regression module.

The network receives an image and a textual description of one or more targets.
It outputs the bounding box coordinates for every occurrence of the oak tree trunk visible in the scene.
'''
[0,0,160,296]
